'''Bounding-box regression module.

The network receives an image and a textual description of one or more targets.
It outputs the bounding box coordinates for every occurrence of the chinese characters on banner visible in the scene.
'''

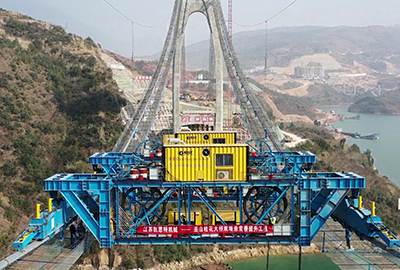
[136,225,273,235]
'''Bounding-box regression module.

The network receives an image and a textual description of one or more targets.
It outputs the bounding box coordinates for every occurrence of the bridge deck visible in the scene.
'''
[7,238,85,270]
[314,219,400,270]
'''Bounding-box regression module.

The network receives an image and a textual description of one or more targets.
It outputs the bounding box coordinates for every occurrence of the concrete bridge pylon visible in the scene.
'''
[172,0,224,132]
[114,0,281,152]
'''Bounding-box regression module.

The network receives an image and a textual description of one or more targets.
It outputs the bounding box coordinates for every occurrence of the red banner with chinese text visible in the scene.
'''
[136,225,273,235]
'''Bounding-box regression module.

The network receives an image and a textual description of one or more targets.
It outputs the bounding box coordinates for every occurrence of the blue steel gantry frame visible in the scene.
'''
[23,148,396,251]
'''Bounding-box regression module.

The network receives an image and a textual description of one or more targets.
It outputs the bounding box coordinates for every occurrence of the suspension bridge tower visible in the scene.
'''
[171,0,226,132]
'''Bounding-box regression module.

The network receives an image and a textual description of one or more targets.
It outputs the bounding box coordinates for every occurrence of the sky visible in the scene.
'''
[2,0,400,57]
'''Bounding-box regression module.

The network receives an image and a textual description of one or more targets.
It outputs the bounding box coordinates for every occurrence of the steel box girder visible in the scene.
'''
[44,174,111,191]
[300,172,365,189]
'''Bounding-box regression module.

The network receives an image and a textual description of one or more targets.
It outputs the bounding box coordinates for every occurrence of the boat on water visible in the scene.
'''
[341,131,361,138]
[338,130,379,140]
[360,132,380,140]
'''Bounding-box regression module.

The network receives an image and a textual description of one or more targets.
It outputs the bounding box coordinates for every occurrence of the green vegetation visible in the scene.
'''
[154,245,192,263]
[289,123,400,233]
[248,78,316,119]
[4,18,72,45]
[0,11,125,253]
[349,96,400,115]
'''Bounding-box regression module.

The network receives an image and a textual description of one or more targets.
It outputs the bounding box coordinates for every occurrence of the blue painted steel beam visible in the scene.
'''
[255,187,290,225]
[113,180,296,188]
[250,151,316,164]
[192,188,227,225]
[89,152,150,175]
[44,174,113,248]
[311,189,329,215]
[252,151,316,175]
[13,201,75,250]
[300,172,365,189]
[112,172,364,189]
[332,198,400,248]
[61,191,101,242]
[44,174,112,192]
[298,188,311,246]
[124,188,176,237]
[91,151,316,176]
[45,172,365,191]
[309,189,349,239]
[98,187,112,248]
[92,152,315,166]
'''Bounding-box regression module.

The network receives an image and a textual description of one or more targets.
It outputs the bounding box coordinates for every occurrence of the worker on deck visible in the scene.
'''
[77,220,86,241]
[269,217,276,225]
[181,214,188,225]
[70,221,77,247]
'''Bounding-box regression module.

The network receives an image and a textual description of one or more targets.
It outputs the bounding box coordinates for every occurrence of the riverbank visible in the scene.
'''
[319,105,400,186]
[147,244,320,270]
[229,254,340,270]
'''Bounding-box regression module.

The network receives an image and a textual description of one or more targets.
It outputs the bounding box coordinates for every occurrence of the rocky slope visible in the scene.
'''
[73,244,320,270]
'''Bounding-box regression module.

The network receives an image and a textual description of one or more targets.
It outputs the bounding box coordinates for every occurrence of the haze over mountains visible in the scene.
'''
[182,25,400,70]
[3,0,400,57]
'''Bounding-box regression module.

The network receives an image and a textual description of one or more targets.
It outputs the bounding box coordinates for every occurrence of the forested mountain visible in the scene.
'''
[0,9,125,252]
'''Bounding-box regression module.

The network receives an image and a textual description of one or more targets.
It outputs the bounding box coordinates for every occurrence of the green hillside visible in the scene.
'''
[0,10,125,253]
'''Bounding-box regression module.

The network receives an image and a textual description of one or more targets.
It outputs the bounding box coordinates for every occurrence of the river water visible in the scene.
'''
[321,106,400,186]
[228,254,340,270]
[228,106,400,269]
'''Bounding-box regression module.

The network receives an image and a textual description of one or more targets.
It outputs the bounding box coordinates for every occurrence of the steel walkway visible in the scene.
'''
[314,219,400,270]
[6,238,86,270]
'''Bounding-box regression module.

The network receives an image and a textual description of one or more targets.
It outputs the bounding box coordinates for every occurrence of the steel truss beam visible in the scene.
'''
[90,150,317,177]
[40,169,399,251]
[42,172,370,248]
[44,174,113,247]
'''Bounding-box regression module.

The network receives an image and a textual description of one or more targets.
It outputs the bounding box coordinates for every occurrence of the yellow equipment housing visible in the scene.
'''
[163,144,248,181]
[163,131,236,145]
[168,210,202,225]
[209,209,240,225]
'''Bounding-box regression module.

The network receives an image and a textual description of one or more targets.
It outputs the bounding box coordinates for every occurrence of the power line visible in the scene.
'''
[102,0,166,28]
[234,0,299,28]
[266,0,298,22]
